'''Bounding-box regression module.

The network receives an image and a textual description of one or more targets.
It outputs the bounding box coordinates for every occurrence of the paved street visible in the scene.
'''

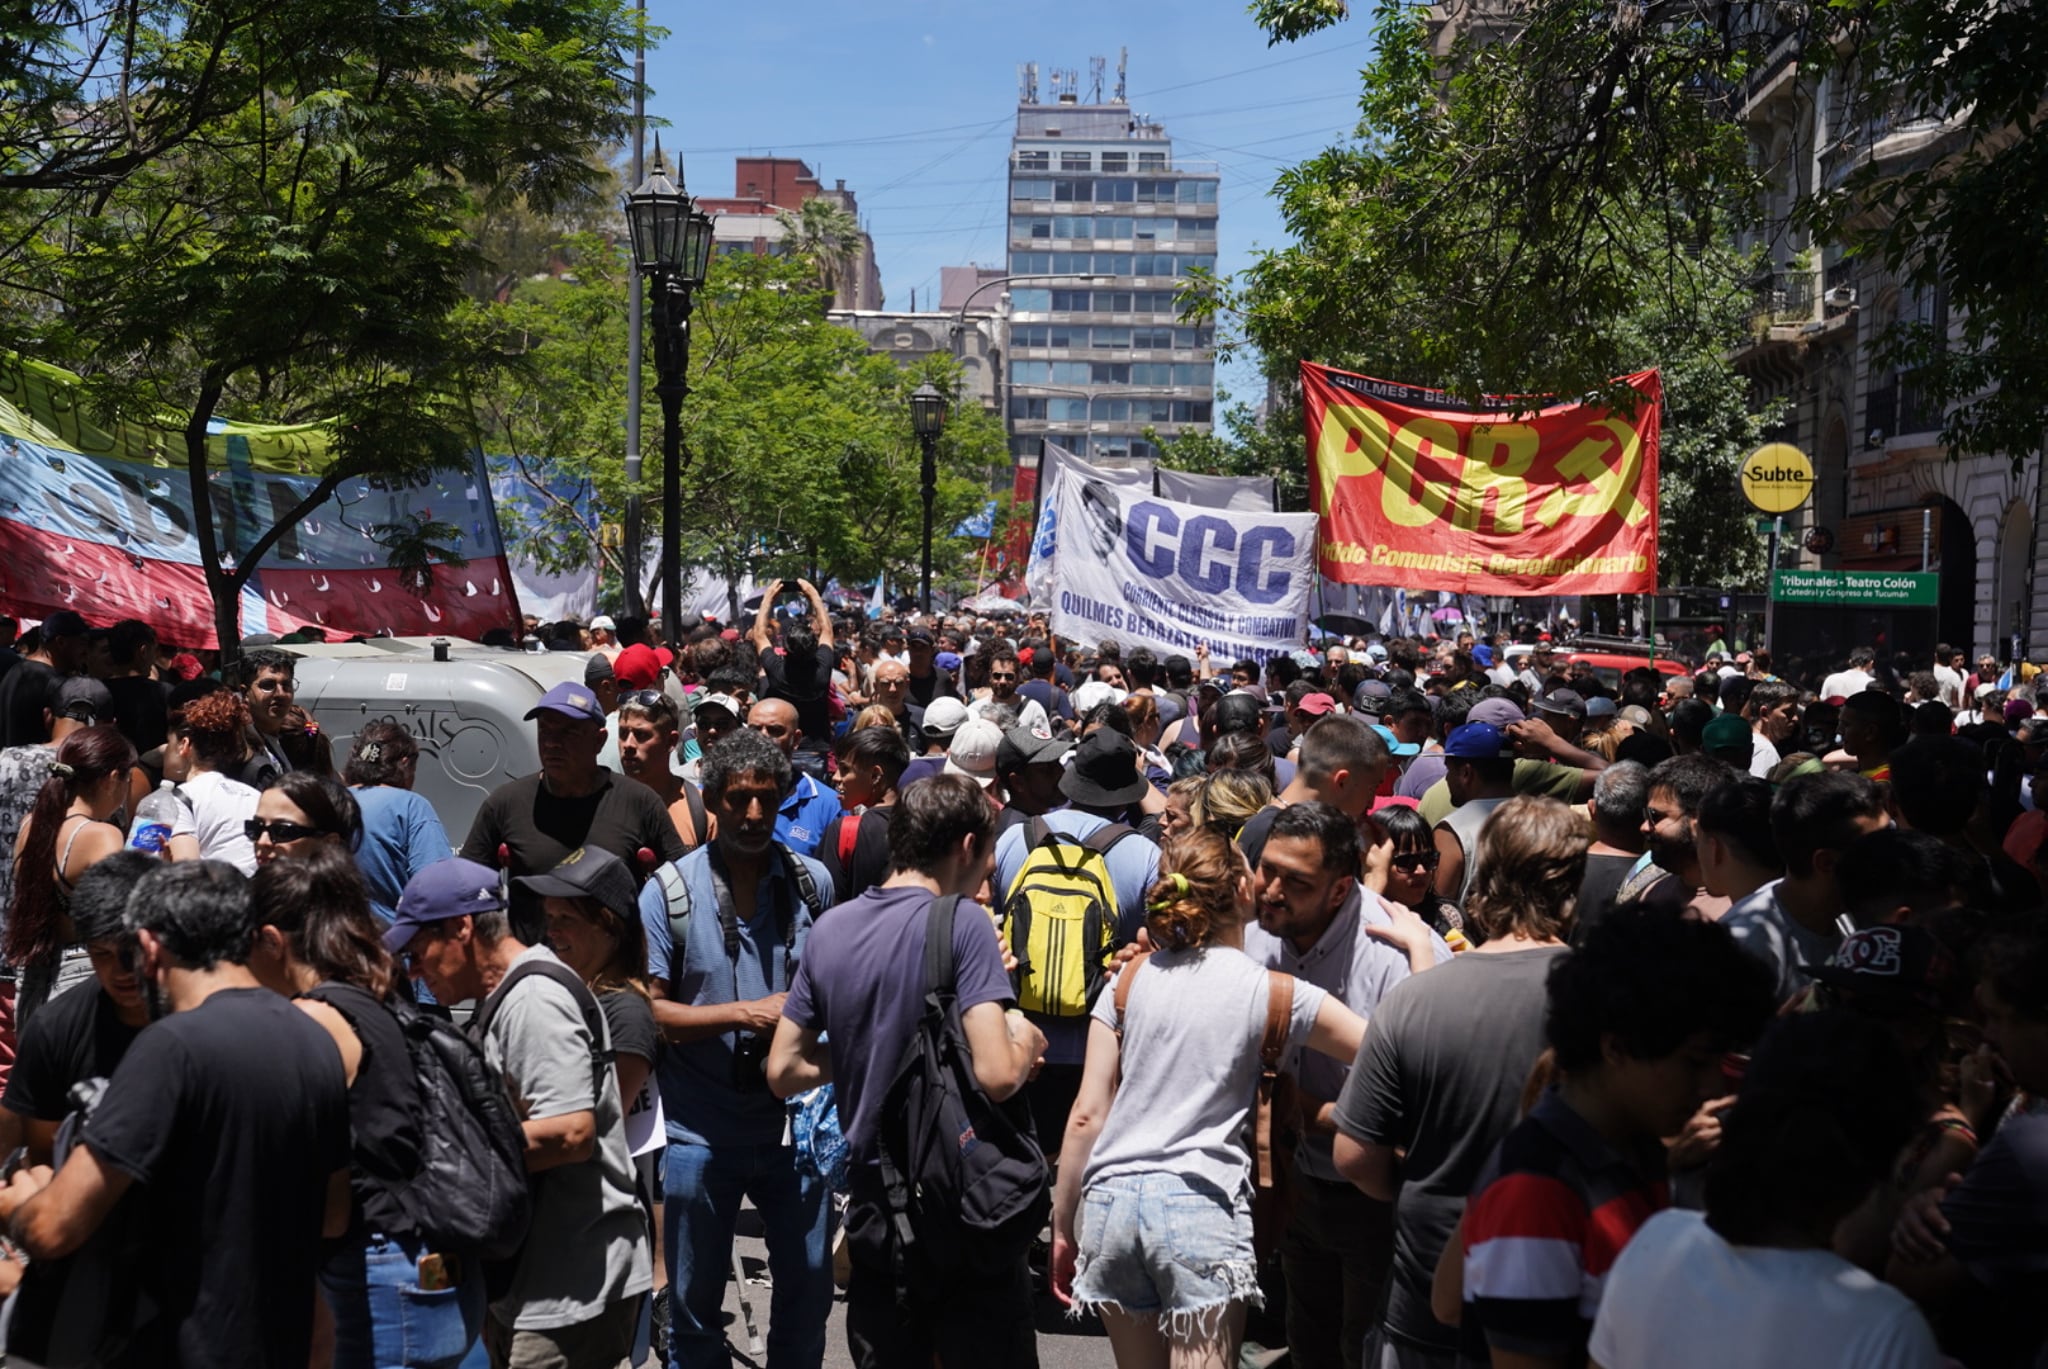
[711,1210,1116,1368]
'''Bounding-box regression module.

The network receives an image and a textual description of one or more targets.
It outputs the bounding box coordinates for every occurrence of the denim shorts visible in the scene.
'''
[1070,1172,1262,1336]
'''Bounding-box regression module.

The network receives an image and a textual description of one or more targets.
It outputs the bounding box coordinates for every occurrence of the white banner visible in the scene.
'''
[1023,442,1152,609]
[1051,477,1318,665]
[1153,468,1277,512]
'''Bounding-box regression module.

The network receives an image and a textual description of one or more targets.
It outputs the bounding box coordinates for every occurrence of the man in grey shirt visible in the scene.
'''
[387,857,653,1366]
[1242,803,1448,1369]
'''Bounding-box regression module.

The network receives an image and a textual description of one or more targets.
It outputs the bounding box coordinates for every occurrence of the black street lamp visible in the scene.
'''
[623,139,714,641]
[909,382,949,614]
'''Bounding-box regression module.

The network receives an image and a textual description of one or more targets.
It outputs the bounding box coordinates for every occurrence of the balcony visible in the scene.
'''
[1865,371,1944,444]
[1821,98,1955,189]
[1751,268,1818,327]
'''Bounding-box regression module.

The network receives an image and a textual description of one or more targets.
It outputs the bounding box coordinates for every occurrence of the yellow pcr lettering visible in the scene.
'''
[1380,415,1459,528]
[1313,403,1389,518]
[1454,423,1537,533]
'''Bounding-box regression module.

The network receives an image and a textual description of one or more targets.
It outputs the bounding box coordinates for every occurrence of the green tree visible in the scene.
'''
[0,0,647,650]
[469,245,1005,618]
[775,195,866,308]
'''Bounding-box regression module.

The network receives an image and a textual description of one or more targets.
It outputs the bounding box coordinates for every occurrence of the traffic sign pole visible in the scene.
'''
[1765,515,1782,652]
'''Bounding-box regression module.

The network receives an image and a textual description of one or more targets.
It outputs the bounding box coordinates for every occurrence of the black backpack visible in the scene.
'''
[871,895,1050,1280]
[303,985,536,1262]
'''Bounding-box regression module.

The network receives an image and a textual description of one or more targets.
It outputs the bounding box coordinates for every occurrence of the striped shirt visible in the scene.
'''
[1460,1089,1668,1363]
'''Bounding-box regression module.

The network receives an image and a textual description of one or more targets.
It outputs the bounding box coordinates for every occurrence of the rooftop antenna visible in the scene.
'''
[1115,47,1128,103]
[1088,56,1105,103]
[1019,62,1038,104]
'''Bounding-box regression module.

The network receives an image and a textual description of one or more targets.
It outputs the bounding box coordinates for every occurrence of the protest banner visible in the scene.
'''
[1050,474,1318,665]
[1154,468,1277,512]
[1303,361,1660,596]
[1022,442,1153,608]
[0,353,520,646]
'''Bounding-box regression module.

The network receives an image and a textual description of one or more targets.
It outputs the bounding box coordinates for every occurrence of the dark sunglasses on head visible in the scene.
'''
[244,818,331,844]
[623,689,676,713]
[1391,850,1440,872]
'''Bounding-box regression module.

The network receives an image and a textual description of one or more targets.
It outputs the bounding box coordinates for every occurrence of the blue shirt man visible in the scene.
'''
[641,728,833,1369]
[746,697,841,857]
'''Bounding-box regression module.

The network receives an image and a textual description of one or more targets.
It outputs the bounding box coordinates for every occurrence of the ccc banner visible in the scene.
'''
[1303,362,1660,596]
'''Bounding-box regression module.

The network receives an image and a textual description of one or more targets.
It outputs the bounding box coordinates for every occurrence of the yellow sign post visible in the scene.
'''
[1739,443,1814,515]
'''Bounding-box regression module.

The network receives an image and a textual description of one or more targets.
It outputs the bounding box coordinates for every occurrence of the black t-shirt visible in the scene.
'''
[1,982,142,1122]
[303,981,423,1240]
[461,770,689,942]
[907,667,956,709]
[1018,678,1072,723]
[83,987,351,1369]
[1235,805,1284,869]
[103,675,174,754]
[0,660,58,749]
[1570,852,1640,947]
[598,988,659,1068]
[819,808,893,904]
[756,643,836,745]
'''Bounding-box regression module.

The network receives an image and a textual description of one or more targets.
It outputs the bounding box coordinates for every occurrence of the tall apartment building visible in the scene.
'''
[1003,61,1220,466]
[695,156,884,311]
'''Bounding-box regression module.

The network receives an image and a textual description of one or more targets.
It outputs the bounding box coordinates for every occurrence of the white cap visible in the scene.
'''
[921,696,971,739]
[589,615,617,631]
[944,719,1004,788]
[694,692,744,719]
[1072,680,1128,714]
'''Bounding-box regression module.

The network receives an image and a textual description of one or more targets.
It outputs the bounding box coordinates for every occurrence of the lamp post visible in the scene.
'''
[909,381,949,614]
[623,139,714,642]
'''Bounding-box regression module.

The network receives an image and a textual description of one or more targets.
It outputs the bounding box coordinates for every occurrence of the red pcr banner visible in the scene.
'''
[1303,361,1661,596]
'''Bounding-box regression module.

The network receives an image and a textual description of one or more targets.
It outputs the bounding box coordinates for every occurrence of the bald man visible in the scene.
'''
[747,698,841,857]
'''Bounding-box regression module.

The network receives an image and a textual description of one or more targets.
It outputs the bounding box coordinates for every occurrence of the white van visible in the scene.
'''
[287,637,594,841]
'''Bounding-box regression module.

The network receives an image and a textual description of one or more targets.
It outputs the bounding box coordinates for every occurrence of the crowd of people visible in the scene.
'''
[0,591,2044,1369]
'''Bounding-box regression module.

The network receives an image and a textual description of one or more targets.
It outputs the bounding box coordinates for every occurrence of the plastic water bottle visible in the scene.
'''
[128,781,178,855]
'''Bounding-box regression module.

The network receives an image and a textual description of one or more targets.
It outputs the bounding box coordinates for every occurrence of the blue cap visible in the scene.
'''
[524,680,605,724]
[1443,722,1508,759]
[385,857,505,952]
[936,650,963,673]
[1472,644,1496,668]
[1370,722,1421,759]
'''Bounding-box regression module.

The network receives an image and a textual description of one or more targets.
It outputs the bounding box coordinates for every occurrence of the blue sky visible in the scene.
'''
[641,3,1378,400]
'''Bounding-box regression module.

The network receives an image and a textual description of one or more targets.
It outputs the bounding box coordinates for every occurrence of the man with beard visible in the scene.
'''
[966,648,1048,733]
[904,628,957,710]
[235,647,299,787]
[1622,754,1739,918]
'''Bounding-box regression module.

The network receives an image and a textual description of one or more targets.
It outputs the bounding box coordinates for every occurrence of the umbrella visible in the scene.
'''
[1315,613,1376,637]
[1431,607,1465,625]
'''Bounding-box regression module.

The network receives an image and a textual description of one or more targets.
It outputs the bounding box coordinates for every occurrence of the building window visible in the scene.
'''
[1017,149,1049,170]
[1101,152,1129,172]
[1138,151,1167,170]
[1060,151,1091,172]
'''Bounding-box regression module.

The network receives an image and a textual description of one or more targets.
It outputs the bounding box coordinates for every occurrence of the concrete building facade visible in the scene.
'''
[1002,73,1220,467]
[1731,28,2044,659]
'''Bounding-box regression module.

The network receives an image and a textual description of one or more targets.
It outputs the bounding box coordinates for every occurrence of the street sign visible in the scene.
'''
[1772,568,1939,607]
[1740,443,1814,514]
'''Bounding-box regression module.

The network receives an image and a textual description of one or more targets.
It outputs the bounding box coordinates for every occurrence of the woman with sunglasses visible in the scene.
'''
[250,771,362,868]
[1370,804,1469,947]
[7,724,136,1025]
[249,846,488,1369]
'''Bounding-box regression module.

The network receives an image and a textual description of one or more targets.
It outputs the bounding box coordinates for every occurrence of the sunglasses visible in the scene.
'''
[623,689,678,716]
[1390,850,1439,872]
[244,818,332,844]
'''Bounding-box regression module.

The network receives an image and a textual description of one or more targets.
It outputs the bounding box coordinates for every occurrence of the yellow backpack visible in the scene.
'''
[1000,817,1136,1018]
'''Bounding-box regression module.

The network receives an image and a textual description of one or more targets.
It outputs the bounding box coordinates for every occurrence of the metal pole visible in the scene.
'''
[1921,505,1931,571]
[621,1,646,621]
[653,280,690,639]
[919,433,937,614]
[1764,515,1783,653]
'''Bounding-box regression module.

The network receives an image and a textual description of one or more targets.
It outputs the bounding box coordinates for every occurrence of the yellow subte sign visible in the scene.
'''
[1739,443,1814,515]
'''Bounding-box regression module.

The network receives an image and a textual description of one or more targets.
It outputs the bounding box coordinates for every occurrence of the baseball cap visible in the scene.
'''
[1072,679,1128,714]
[1977,682,2000,700]
[1370,722,1421,759]
[514,846,640,922]
[906,627,935,646]
[612,643,663,691]
[1585,696,1619,721]
[1353,680,1393,716]
[944,719,1004,788]
[1534,688,1587,721]
[921,696,971,741]
[935,650,963,673]
[1061,729,1150,807]
[589,614,617,631]
[1804,925,1954,1013]
[55,676,114,723]
[1443,722,1508,759]
[524,681,605,724]
[1297,692,1339,717]
[693,692,744,722]
[1364,642,1389,662]
[385,857,505,952]
[1468,698,1526,728]
[583,652,616,687]
[39,609,89,639]
[997,723,1071,774]
[1472,644,1496,668]
[1701,714,1753,762]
